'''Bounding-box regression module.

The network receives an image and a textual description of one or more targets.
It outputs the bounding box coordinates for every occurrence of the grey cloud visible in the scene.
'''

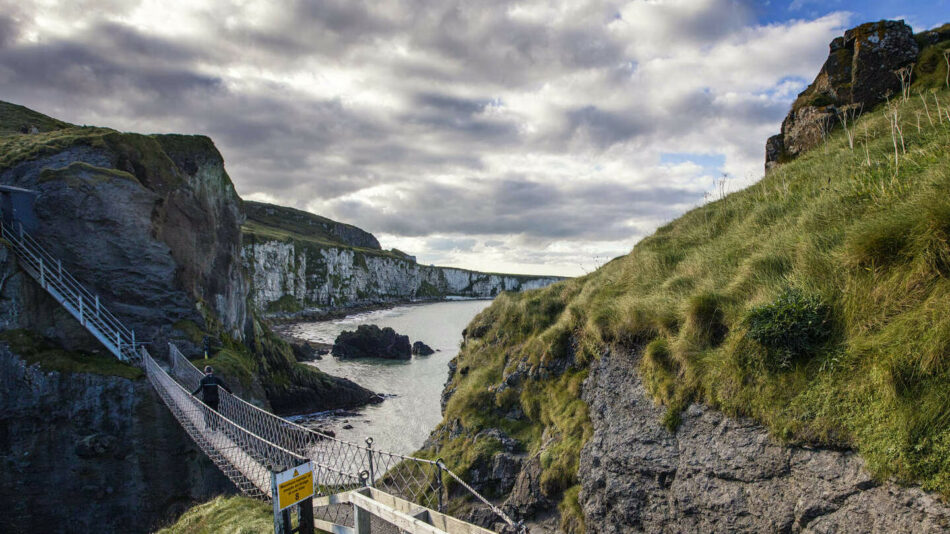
[0,15,18,48]
[426,237,478,252]
[0,0,842,275]
[329,177,703,242]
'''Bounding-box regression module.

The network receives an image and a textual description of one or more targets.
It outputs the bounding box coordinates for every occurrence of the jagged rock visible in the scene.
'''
[578,350,950,533]
[332,324,411,360]
[288,339,324,361]
[765,20,920,170]
[502,456,554,521]
[411,341,435,356]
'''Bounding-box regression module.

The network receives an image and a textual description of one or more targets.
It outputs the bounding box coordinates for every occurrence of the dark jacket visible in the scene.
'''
[192,374,232,404]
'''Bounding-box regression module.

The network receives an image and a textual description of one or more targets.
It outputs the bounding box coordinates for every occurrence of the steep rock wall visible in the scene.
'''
[243,238,564,313]
[579,351,950,533]
[0,345,231,534]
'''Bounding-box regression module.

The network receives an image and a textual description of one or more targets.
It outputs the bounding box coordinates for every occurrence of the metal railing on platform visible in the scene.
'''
[168,343,519,531]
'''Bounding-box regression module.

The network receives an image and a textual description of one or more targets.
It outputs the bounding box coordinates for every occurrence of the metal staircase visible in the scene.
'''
[0,220,138,361]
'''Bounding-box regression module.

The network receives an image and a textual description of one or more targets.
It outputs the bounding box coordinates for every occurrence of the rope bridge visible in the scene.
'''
[1,218,517,534]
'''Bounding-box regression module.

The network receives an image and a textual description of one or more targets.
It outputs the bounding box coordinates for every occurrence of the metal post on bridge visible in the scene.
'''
[39,256,44,287]
[365,437,375,486]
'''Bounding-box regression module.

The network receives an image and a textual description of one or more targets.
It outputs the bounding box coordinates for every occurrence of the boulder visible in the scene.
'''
[765,20,920,170]
[332,324,411,360]
[411,341,435,356]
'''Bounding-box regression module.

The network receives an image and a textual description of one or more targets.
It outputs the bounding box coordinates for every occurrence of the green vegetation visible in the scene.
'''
[243,200,383,251]
[0,329,143,380]
[156,496,272,534]
[430,86,950,533]
[265,294,304,314]
[39,161,139,185]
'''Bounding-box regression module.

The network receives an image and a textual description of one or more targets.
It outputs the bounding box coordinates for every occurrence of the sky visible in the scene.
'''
[0,1,946,277]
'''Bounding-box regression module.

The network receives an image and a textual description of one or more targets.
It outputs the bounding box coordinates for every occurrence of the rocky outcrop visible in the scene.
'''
[243,237,566,315]
[332,324,411,360]
[578,350,950,533]
[0,345,232,533]
[0,113,248,349]
[765,20,920,171]
[412,341,435,356]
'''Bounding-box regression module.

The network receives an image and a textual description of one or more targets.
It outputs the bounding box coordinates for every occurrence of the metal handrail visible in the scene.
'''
[0,220,139,360]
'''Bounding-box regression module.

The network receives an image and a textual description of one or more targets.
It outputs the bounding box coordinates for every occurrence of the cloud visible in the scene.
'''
[0,0,859,275]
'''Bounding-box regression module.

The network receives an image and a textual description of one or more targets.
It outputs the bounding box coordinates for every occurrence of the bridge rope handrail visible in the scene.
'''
[170,343,435,462]
[142,346,309,500]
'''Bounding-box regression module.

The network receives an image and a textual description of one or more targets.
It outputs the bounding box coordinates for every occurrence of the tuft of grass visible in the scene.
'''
[429,84,950,531]
[746,289,832,371]
[156,496,272,534]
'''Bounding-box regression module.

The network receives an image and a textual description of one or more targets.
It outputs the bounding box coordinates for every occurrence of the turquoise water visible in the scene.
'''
[284,299,492,455]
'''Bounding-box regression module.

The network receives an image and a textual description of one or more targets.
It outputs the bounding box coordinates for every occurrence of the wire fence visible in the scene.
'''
[167,343,476,527]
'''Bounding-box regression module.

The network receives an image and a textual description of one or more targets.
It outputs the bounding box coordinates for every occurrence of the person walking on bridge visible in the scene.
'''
[191,365,232,430]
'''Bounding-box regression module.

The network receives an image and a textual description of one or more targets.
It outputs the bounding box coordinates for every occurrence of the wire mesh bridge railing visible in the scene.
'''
[1,216,519,533]
[166,343,517,531]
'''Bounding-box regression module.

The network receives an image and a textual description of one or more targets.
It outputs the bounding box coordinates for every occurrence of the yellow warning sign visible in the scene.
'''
[276,462,314,510]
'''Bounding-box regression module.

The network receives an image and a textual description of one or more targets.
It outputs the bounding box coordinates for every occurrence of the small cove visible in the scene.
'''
[283,299,492,456]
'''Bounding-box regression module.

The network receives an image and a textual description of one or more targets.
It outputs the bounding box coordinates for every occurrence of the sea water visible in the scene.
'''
[283,299,492,455]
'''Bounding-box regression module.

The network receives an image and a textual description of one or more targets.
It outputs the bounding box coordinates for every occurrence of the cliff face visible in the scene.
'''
[579,351,950,533]
[0,105,248,348]
[243,237,565,313]
[0,345,231,534]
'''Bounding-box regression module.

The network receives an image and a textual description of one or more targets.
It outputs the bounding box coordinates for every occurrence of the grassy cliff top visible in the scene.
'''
[432,87,950,532]
[244,200,380,249]
[0,101,225,194]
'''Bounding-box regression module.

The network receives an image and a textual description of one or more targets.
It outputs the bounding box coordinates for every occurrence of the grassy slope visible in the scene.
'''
[429,79,950,531]
[155,496,272,534]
